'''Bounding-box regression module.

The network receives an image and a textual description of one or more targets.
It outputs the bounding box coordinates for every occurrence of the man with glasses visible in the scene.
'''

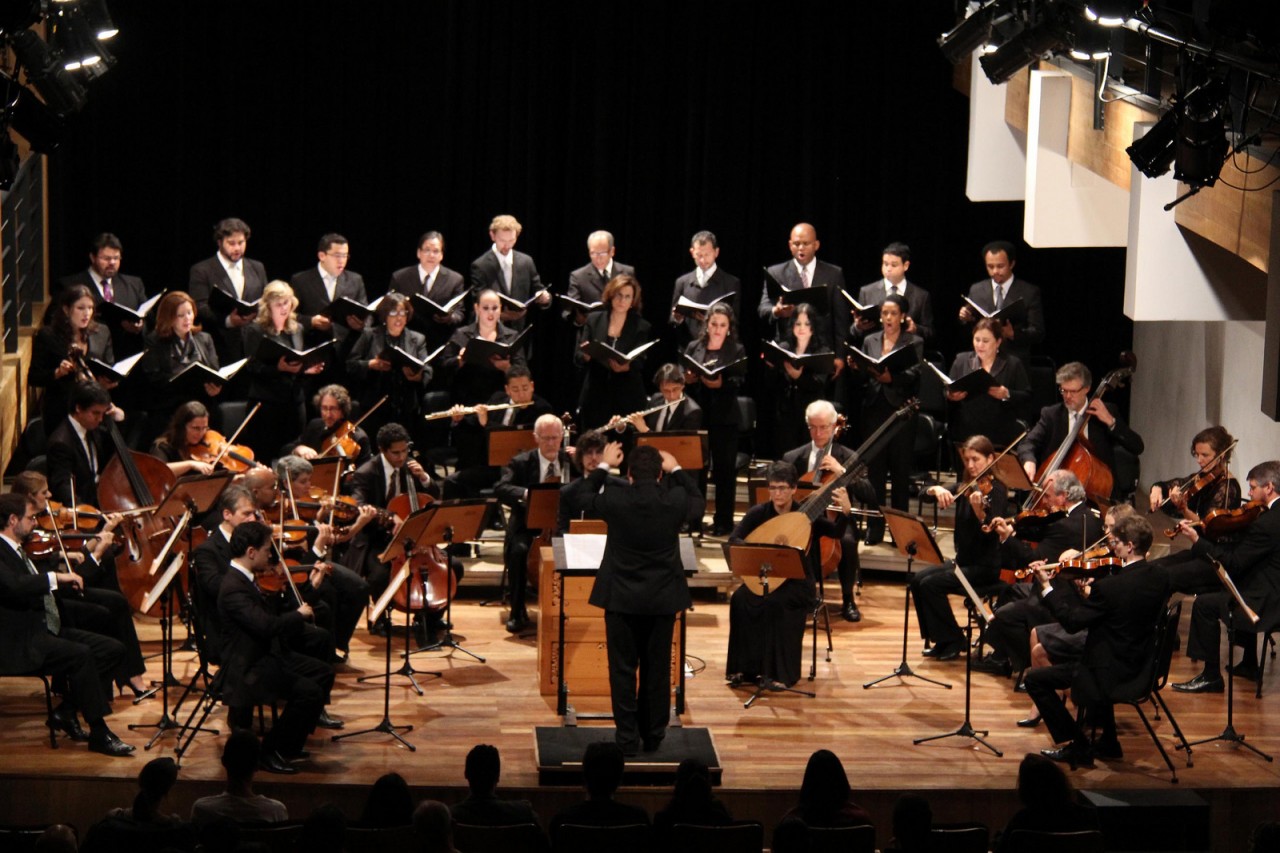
[565,230,636,328]
[290,233,369,385]
[1016,361,1144,499]
[495,414,576,632]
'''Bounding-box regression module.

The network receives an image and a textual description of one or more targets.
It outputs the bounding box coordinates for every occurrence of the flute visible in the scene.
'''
[423,400,534,421]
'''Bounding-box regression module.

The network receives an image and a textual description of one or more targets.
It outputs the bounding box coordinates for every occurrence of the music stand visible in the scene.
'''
[511,484,561,637]
[725,543,815,708]
[636,430,708,470]
[914,566,1002,756]
[1187,562,1273,762]
[409,498,493,662]
[864,507,953,690]
[991,452,1035,492]
[308,457,346,495]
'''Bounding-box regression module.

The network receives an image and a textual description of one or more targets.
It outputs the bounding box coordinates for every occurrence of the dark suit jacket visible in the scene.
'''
[670,268,741,342]
[451,392,553,470]
[642,393,703,431]
[187,254,268,353]
[585,467,701,615]
[558,470,629,533]
[851,279,935,343]
[58,269,148,356]
[441,322,526,405]
[288,418,372,467]
[1016,402,1144,479]
[289,267,369,342]
[351,456,439,510]
[451,793,544,830]
[856,331,923,409]
[758,258,847,344]
[946,350,1031,445]
[389,264,468,348]
[964,277,1044,363]
[192,529,233,662]
[683,340,746,427]
[1042,559,1170,704]
[345,327,432,419]
[495,448,577,533]
[1191,498,1280,621]
[216,566,307,707]
[30,325,114,428]
[46,417,114,505]
[1001,503,1104,568]
[565,262,636,321]
[469,249,545,329]
[0,539,64,672]
[780,442,878,504]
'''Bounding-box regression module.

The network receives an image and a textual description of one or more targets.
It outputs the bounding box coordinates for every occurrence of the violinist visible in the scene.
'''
[346,292,432,443]
[576,273,651,431]
[781,400,876,622]
[289,385,373,466]
[148,402,218,477]
[972,470,1104,678]
[683,303,746,536]
[1171,460,1280,694]
[441,288,526,407]
[911,435,1011,660]
[216,520,339,773]
[945,318,1030,448]
[1016,362,1144,500]
[765,303,835,455]
[137,292,222,438]
[46,382,121,506]
[442,365,552,500]
[30,284,115,435]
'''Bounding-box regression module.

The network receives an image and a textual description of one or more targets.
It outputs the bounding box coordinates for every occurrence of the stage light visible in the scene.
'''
[49,7,104,71]
[8,29,87,115]
[979,14,1069,84]
[938,1,1008,65]
[1068,26,1112,61]
[1126,109,1179,177]
[82,0,116,40]
[1173,78,1230,188]
[9,85,65,153]
[1084,3,1142,26]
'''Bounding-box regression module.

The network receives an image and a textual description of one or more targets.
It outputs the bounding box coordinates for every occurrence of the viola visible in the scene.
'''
[187,428,258,474]
[255,557,330,594]
[1165,500,1267,540]
[40,500,105,533]
[24,529,98,559]
[286,488,360,525]
[317,395,387,459]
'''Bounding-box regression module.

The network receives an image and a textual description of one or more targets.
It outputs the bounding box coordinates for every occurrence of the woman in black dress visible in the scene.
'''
[138,292,222,440]
[577,273,651,431]
[441,288,525,406]
[30,284,115,433]
[683,303,747,535]
[945,317,1030,448]
[346,292,432,444]
[766,302,834,455]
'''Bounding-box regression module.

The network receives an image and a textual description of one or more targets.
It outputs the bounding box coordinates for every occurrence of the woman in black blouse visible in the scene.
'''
[766,302,834,455]
[684,302,746,535]
[441,288,525,406]
[577,273,651,431]
[347,292,432,444]
[30,284,115,433]
[946,317,1030,448]
[138,292,222,439]
[148,401,218,477]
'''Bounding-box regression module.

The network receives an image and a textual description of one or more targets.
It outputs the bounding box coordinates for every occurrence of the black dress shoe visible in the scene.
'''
[1016,714,1042,728]
[931,641,964,661]
[505,614,530,633]
[642,737,664,753]
[259,749,299,775]
[1172,673,1225,693]
[840,603,861,623]
[1226,660,1261,680]
[970,654,1012,676]
[49,707,90,742]
[316,710,344,730]
[1041,744,1094,769]
[87,730,136,757]
[710,524,733,537]
[1092,738,1123,760]
[368,617,390,639]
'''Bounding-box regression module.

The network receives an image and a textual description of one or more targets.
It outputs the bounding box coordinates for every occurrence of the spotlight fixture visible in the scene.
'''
[1125,108,1179,177]
[82,0,117,40]
[1173,78,1230,188]
[1068,25,1112,61]
[48,6,103,71]
[938,1,1008,65]
[9,85,65,153]
[1084,2,1143,27]
[979,12,1070,84]
[8,29,87,115]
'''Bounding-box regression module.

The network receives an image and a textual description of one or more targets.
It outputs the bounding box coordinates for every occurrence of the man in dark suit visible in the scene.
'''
[757,222,848,345]
[669,230,741,348]
[192,486,260,666]
[389,230,469,354]
[468,214,550,330]
[450,744,547,838]
[187,217,268,358]
[1025,515,1170,768]
[565,230,637,327]
[494,414,575,633]
[586,443,703,754]
[290,232,369,342]
[1172,460,1280,693]
[58,232,148,357]
[0,492,134,756]
[976,470,1105,676]
[781,399,877,622]
[849,241,935,346]
[557,430,628,533]
[635,364,703,432]
[444,365,553,500]
[45,382,117,506]
[957,240,1044,365]
[549,742,649,841]
[1016,361,1144,498]
[287,384,373,468]
[217,520,335,773]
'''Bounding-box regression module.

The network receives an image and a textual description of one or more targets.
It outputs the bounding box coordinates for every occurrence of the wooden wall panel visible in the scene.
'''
[1174,151,1277,274]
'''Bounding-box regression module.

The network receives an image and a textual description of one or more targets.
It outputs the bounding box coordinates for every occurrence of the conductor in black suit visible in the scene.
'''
[669,230,742,348]
[757,223,848,345]
[468,214,551,329]
[848,241,935,346]
[587,442,703,754]
[58,232,148,357]
[187,217,268,359]
[289,233,369,350]
[957,240,1044,365]
[388,230,469,354]
[0,493,134,756]
[1025,515,1170,768]
[557,430,628,533]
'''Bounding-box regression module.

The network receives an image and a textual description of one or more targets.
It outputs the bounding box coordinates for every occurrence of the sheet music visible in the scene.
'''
[953,565,995,623]
[562,534,607,569]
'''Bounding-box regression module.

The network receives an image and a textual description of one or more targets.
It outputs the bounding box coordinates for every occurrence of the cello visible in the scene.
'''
[1024,353,1136,511]
[387,463,456,615]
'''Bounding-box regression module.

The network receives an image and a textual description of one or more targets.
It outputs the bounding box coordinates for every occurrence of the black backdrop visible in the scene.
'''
[46,1,1131,434]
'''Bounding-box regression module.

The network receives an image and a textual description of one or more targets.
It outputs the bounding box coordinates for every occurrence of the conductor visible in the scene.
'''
[586,443,704,755]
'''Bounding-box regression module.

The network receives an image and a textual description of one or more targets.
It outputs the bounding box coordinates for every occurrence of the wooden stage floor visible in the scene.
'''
[1,545,1277,848]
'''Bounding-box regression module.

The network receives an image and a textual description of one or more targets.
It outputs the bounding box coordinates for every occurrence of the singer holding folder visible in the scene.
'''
[576,275,651,432]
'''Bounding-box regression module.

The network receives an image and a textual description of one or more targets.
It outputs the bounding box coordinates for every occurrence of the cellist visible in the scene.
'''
[1016,362,1144,502]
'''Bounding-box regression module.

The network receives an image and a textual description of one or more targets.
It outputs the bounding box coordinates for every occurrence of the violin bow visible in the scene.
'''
[955,430,1027,499]
[210,402,262,468]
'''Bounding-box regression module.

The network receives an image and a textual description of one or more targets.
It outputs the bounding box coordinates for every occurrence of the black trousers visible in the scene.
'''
[228,650,331,757]
[987,586,1057,671]
[911,562,1001,646]
[48,627,124,723]
[604,611,676,749]
[1186,590,1266,671]
[504,529,534,617]
[59,587,145,684]
[1025,661,1115,748]
[707,425,739,530]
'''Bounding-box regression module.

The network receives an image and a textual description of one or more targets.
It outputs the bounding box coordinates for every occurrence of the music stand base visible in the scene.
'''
[331,716,415,751]
[412,632,486,663]
[914,721,1002,756]
[356,663,438,697]
[863,661,952,690]
[1187,725,1274,762]
[744,677,816,709]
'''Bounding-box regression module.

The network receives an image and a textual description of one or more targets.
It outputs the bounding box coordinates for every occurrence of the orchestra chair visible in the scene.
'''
[917,350,948,422]
[807,823,876,853]
[4,416,45,477]
[23,456,48,476]
[0,823,50,852]
[421,390,458,476]
[234,821,304,852]
[1240,618,1280,699]
[1112,445,1141,504]
[1006,828,1105,853]
[452,821,548,853]
[734,396,758,473]
[909,411,944,529]
[0,669,58,749]
[928,821,990,853]
[553,822,650,853]
[345,823,417,852]
[214,400,250,437]
[670,820,763,853]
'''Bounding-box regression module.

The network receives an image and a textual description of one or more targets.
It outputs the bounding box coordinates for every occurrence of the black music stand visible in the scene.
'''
[864,507,953,690]
[308,456,347,495]
[1187,563,1273,762]
[130,472,231,746]
[409,499,493,663]
[725,542,815,708]
[479,427,538,607]
[513,484,560,637]
[914,566,1002,755]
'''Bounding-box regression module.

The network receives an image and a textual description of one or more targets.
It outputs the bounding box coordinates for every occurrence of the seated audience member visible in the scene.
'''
[771,817,810,853]
[993,753,1099,853]
[1249,822,1280,853]
[358,772,415,828]
[190,731,289,828]
[298,803,348,853]
[33,825,78,853]
[414,800,461,853]
[549,741,649,843]
[451,743,544,829]
[783,749,871,828]
[886,794,933,853]
[81,757,193,852]
[653,758,732,841]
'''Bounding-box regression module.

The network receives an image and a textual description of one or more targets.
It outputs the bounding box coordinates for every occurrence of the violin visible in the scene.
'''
[255,556,331,595]
[981,508,1067,535]
[24,529,99,559]
[286,488,360,525]
[1165,500,1267,540]
[39,500,105,533]
[1156,441,1236,515]
[187,428,258,473]
[318,395,387,458]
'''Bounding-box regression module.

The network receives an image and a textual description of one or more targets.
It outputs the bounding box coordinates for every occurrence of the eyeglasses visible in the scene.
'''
[1059,385,1087,396]
[386,311,408,318]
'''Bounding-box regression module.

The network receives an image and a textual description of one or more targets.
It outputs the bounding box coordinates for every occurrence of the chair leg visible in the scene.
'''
[1131,702,1178,783]
[1152,691,1193,767]
[40,675,57,750]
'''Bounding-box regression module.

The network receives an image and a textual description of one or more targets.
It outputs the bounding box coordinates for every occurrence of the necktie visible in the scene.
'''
[695,269,704,287]
[230,263,245,298]
[503,407,515,427]
[799,266,809,288]
[388,469,400,498]
[84,435,97,478]
[102,278,114,303]
[501,256,513,292]
[325,275,336,302]
[543,461,559,484]
[655,405,668,433]
[24,553,61,635]
[994,283,1004,310]
[599,267,609,285]
[423,272,433,297]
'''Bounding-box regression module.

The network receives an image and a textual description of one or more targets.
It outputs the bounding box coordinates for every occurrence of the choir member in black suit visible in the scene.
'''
[765,303,835,455]
[0,492,134,755]
[57,233,148,357]
[911,436,1011,660]
[945,318,1031,448]
[187,217,268,361]
[30,285,115,433]
[137,292,223,438]
[1026,515,1170,768]
[669,231,741,350]
[494,414,575,634]
[346,292,432,444]
[45,382,117,506]
[957,240,1044,366]
[557,430,628,533]
[291,233,369,341]
[443,365,552,500]
[627,364,704,433]
[564,230,637,328]
[288,384,373,467]
[683,304,746,535]
[240,281,326,462]
[576,274,652,431]
[468,214,551,329]
[1171,460,1280,694]
[586,443,703,753]
[1016,361,1144,499]
[216,520,335,773]
[848,241,936,346]
[388,231,469,355]
[441,289,526,406]
[757,223,847,345]
[850,294,923,544]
